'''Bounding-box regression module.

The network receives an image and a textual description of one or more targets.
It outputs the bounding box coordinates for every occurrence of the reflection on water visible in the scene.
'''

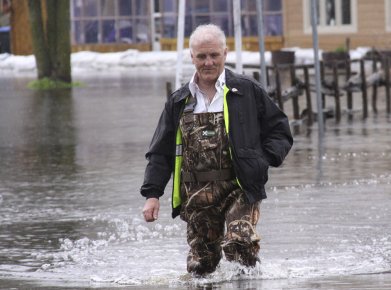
[0,72,390,289]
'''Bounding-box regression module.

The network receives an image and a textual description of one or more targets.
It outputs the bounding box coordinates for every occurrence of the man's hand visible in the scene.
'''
[142,198,160,222]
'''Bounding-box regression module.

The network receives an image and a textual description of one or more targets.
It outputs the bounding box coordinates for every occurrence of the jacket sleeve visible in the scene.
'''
[256,84,293,167]
[140,100,176,199]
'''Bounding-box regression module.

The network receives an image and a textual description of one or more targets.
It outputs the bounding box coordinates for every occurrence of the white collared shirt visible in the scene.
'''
[189,70,225,113]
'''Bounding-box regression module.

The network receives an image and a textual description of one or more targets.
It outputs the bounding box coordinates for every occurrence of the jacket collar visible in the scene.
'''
[173,83,191,103]
[224,68,244,96]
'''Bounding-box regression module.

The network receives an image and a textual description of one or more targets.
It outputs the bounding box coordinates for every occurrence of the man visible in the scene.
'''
[141,24,293,276]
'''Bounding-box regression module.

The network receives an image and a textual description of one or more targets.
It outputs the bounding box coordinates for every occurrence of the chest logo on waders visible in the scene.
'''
[201,130,216,138]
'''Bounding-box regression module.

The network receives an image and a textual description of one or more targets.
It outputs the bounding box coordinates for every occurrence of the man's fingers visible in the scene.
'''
[143,210,153,222]
[142,198,159,222]
[143,209,158,222]
[152,207,159,220]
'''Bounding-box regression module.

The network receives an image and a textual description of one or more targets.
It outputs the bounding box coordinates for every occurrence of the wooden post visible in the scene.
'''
[290,65,300,134]
[275,65,284,111]
[360,59,368,119]
[253,71,260,82]
[303,66,313,126]
[266,66,271,86]
[371,56,378,114]
[166,82,172,100]
[290,65,300,121]
[346,59,353,119]
[385,57,391,114]
[320,61,326,108]
[332,63,341,123]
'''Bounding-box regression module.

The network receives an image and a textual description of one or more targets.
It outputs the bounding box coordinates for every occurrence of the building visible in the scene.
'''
[69,0,284,52]
[6,0,391,55]
[8,0,283,54]
[283,0,391,51]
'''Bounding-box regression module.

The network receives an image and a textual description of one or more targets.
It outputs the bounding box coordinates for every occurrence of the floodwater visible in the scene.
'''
[0,70,390,289]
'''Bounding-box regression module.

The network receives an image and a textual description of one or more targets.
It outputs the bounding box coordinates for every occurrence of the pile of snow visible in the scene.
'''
[0,54,36,71]
[0,47,371,75]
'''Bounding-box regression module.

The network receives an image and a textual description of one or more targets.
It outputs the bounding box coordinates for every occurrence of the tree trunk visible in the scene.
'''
[27,0,51,79]
[56,0,71,82]
[46,0,71,82]
[46,0,57,78]
[28,0,71,83]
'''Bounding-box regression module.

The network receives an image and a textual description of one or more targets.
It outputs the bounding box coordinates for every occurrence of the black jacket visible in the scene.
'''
[141,69,293,217]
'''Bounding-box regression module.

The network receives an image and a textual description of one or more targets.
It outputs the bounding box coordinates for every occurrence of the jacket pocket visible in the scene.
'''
[236,148,269,184]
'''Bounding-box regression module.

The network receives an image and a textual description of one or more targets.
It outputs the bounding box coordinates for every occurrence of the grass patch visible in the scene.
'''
[28,77,84,90]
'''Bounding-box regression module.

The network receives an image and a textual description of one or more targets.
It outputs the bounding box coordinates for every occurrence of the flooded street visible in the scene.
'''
[0,70,390,289]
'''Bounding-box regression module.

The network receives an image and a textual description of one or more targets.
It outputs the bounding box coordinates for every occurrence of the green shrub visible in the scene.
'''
[28,77,83,90]
[334,46,347,53]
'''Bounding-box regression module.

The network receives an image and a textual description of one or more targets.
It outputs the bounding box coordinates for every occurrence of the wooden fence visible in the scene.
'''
[254,52,391,126]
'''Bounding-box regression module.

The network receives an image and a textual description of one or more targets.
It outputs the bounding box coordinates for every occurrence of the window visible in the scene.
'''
[303,0,357,34]
[160,0,177,37]
[264,0,281,11]
[119,0,132,15]
[183,0,233,37]
[162,0,175,12]
[194,0,209,13]
[241,0,283,36]
[263,0,283,35]
[213,0,228,12]
[83,0,98,17]
[158,0,282,39]
[102,19,115,43]
[101,0,115,17]
[71,0,151,44]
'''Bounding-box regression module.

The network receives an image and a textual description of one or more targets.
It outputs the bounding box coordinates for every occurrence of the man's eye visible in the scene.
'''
[197,55,206,60]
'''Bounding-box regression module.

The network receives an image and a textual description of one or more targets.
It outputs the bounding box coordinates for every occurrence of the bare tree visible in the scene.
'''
[28,0,71,83]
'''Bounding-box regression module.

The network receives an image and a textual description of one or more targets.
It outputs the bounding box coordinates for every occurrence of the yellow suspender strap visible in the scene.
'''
[172,127,183,209]
[223,85,242,189]
[223,85,230,133]
[172,94,189,210]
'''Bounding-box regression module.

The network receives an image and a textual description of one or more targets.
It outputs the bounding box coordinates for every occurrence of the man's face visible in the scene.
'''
[191,38,227,85]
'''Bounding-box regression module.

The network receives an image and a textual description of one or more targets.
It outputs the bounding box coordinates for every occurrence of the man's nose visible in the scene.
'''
[205,56,214,66]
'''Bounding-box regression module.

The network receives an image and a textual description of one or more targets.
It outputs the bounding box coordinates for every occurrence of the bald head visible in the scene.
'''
[189,24,227,53]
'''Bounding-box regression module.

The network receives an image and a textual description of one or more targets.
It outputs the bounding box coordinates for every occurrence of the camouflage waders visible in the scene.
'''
[179,104,261,276]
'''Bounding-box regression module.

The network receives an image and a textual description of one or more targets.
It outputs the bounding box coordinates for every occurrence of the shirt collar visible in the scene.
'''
[189,69,226,97]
